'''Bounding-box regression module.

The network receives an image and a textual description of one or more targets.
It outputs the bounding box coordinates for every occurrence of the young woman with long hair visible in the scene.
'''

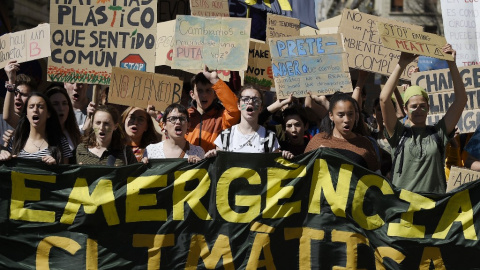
[76,105,137,166]
[120,107,160,162]
[304,92,379,172]
[0,92,72,164]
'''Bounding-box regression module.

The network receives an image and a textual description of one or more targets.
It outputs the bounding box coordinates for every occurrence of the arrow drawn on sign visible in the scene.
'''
[434,47,445,57]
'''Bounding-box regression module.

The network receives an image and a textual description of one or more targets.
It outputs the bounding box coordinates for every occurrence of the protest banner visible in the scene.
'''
[412,65,480,93]
[447,166,480,192]
[48,0,157,85]
[377,22,454,61]
[108,67,182,111]
[245,40,274,90]
[0,24,50,69]
[338,9,421,80]
[3,149,480,269]
[172,15,251,70]
[155,20,176,66]
[266,14,300,40]
[269,34,352,98]
[441,0,480,66]
[190,0,229,17]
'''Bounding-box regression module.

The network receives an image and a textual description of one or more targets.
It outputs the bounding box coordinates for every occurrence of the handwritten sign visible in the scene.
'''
[172,16,251,70]
[108,67,182,111]
[427,109,480,134]
[412,65,480,93]
[48,0,157,85]
[441,1,480,66]
[266,14,300,40]
[269,34,352,98]
[156,20,176,66]
[245,40,273,90]
[338,9,421,80]
[377,23,453,61]
[0,24,50,69]
[447,166,480,192]
[190,0,229,17]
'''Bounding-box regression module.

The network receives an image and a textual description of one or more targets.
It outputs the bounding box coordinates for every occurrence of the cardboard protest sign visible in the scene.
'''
[441,1,480,66]
[172,15,251,70]
[338,9,421,80]
[190,0,229,17]
[266,14,300,40]
[377,22,454,61]
[269,34,352,98]
[411,66,480,133]
[109,67,182,111]
[48,0,157,85]
[427,109,480,134]
[0,24,50,69]
[156,20,176,66]
[245,40,274,90]
[447,166,480,192]
[412,65,480,93]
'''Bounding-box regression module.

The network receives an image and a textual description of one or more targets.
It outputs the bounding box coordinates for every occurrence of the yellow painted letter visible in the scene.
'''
[36,236,81,269]
[126,175,168,222]
[173,169,211,220]
[132,234,175,270]
[185,234,234,270]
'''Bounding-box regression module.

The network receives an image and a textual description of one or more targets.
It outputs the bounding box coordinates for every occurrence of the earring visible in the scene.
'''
[330,121,334,130]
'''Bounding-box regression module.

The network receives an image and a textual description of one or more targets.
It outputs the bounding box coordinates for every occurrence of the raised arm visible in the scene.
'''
[351,70,369,111]
[380,53,416,137]
[3,60,20,127]
[442,44,468,135]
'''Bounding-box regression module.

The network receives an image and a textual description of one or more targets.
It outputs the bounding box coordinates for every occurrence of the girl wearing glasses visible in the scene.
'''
[76,105,137,166]
[143,104,204,163]
[120,107,160,162]
[205,85,281,157]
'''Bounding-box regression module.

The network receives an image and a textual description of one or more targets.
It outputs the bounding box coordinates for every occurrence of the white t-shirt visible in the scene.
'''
[214,125,279,153]
[144,141,205,159]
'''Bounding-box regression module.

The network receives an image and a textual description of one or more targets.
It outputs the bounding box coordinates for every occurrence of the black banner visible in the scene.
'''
[0,149,479,269]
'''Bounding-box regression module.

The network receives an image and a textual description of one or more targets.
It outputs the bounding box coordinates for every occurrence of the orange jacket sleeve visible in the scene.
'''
[212,80,240,129]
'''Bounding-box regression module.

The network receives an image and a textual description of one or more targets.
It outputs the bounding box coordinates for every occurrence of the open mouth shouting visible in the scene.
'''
[342,124,352,133]
[31,115,40,124]
[72,93,80,101]
[174,125,183,136]
[14,101,23,111]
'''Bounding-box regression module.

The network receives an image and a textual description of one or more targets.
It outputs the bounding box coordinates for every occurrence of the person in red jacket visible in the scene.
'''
[185,67,240,152]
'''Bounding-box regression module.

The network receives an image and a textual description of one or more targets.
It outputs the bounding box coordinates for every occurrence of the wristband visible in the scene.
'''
[4,82,15,92]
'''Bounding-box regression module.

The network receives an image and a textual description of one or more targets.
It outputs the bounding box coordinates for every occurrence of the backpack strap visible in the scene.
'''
[263,129,275,153]
[221,128,232,151]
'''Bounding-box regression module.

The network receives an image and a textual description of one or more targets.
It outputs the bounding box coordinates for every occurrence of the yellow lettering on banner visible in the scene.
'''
[86,238,98,270]
[308,159,353,217]
[217,167,261,223]
[173,169,212,221]
[418,247,446,270]
[374,247,405,270]
[352,174,394,230]
[387,190,435,238]
[331,230,369,270]
[60,178,119,225]
[185,234,234,270]
[246,222,276,270]
[284,227,325,269]
[36,236,81,269]
[132,234,175,270]
[10,172,56,222]
[432,190,477,240]
[263,159,306,218]
[126,175,168,222]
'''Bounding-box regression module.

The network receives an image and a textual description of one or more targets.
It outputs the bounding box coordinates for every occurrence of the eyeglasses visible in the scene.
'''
[166,116,187,124]
[240,96,261,104]
[14,89,29,98]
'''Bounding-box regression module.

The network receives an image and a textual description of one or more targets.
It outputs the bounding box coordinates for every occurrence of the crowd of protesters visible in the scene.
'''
[0,42,479,194]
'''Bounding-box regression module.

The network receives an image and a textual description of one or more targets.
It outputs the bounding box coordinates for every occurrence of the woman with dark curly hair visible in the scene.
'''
[76,105,137,166]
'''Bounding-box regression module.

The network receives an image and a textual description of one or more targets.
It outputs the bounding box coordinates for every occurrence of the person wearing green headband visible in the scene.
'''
[379,44,467,193]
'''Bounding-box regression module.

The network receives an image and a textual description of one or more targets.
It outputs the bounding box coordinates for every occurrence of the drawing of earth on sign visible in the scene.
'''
[120,54,147,71]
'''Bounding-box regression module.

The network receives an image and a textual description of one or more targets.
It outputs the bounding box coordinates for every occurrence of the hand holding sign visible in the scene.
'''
[203,65,219,85]
[4,60,20,84]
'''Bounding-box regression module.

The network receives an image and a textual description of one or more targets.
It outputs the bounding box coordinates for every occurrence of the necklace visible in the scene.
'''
[32,139,45,151]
